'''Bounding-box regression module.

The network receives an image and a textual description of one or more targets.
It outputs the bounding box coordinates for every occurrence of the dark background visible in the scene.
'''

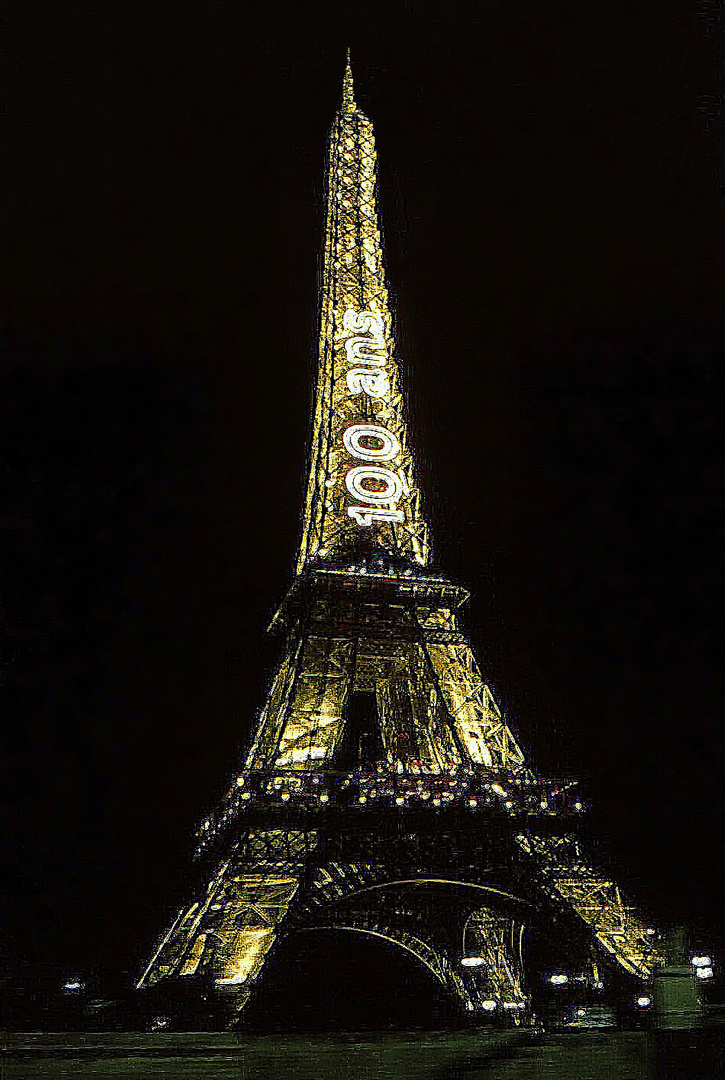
[2,0,724,995]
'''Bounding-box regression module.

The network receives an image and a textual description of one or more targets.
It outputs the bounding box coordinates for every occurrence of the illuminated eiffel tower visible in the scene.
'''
[138,57,664,1023]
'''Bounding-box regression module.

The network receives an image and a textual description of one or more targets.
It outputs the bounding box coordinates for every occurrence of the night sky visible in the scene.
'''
[2,1,724,991]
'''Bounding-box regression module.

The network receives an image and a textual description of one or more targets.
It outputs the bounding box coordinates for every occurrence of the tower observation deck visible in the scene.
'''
[137,57,664,1025]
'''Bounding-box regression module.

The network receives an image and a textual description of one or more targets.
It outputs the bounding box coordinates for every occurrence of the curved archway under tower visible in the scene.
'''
[242,928,459,1031]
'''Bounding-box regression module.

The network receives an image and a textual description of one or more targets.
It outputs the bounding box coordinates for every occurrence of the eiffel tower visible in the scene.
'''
[137,57,664,1023]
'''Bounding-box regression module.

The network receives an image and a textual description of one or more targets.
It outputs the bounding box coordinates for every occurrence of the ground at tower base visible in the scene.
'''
[4,1028,725,1080]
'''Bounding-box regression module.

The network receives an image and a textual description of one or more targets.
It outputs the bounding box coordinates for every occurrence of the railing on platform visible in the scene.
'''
[194,766,584,856]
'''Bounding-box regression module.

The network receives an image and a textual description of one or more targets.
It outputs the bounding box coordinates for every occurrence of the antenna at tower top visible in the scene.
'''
[342,48,356,112]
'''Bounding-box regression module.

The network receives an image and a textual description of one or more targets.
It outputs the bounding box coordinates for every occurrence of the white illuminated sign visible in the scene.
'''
[348,506,405,526]
[342,423,400,461]
[345,465,403,504]
[337,308,407,529]
[346,369,389,397]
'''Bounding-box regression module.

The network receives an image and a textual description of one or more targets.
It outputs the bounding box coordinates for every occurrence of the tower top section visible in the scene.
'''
[296,57,431,574]
[342,49,355,112]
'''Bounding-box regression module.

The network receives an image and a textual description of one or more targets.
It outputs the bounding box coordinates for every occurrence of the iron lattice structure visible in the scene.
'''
[298,58,429,572]
[138,59,664,1022]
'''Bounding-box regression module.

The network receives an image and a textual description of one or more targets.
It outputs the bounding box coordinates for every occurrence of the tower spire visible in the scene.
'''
[297,57,430,572]
[342,48,355,112]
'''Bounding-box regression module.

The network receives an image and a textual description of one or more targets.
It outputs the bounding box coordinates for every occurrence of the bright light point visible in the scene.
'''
[236,777,245,786]
[481,1000,497,1012]
[696,967,714,980]
[574,802,583,811]
[395,797,404,805]
[691,955,712,968]
[461,956,485,968]
[646,928,656,936]
[358,796,367,804]
[62,979,84,992]
[503,1002,525,1009]
[319,794,329,804]
[433,798,441,806]
[549,974,568,986]
[468,798,478,808]
[241,792,251,800]
[280,793,290,802]
[577,1008,586,1017]
[637,996,652,1007]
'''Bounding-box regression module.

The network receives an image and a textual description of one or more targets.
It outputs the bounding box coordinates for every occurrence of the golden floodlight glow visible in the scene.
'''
[297,60,429,571]
[215,928,276,986]
[137,57,666,1015]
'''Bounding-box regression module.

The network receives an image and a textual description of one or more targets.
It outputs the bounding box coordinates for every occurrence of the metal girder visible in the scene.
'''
[138,857,232,989]
[425,639,527,772]
[272,637,355,769]
[306,922,450,989]
[462,908,527,1007]
[515,833,664,979]
[138,831,314,993]
[304,888,526,1015]
[218,581,529,804]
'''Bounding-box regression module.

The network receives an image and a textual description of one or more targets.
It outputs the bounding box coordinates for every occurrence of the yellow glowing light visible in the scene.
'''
[138,58,666,1009]
[296,71,430,572]
[216,928,277,986]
